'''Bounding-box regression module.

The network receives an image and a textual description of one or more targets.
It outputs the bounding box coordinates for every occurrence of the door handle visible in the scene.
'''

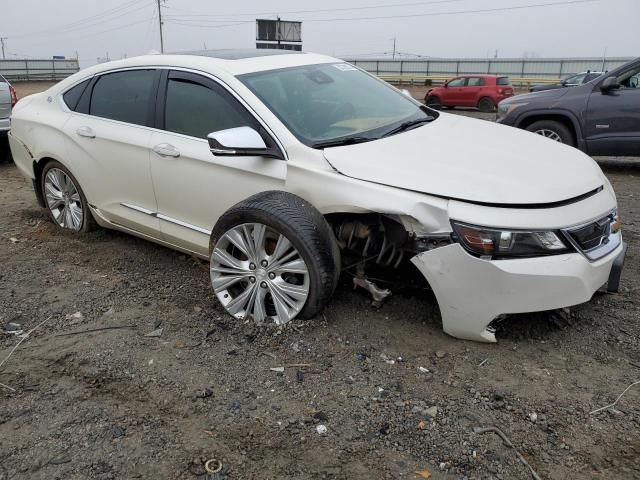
[152,143,180,158]
[76,126,96,138]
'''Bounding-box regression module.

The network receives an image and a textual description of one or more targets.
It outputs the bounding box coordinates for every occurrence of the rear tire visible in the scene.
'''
[477,97,496,113]
[41,160,96,232]
[210,191,339,324]
[525,120,575,146]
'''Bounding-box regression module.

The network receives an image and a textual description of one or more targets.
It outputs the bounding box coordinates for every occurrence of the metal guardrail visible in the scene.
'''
[0,58,80,82]
[379,74,562,88]
[347,57,634,87]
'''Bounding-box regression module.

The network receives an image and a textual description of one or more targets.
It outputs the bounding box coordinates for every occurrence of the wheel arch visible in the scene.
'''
[514,110,585,151]
[32,156,63,208]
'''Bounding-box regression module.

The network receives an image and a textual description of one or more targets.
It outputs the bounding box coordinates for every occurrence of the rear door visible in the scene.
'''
[0,76,11,122]
[62,69,161,235]
[585,63,640,156]
[149,70,286,255]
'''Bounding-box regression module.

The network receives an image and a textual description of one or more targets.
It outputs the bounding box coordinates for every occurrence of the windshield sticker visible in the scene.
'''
[333,64,357,72]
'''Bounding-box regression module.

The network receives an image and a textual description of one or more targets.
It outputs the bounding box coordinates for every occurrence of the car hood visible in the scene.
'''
[322,113,604,205]
[501,86,569,105]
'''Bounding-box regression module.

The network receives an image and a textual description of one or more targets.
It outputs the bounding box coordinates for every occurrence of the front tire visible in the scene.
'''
[525,120,575,146]
[425,95,441,109]
[210,191,339,325]
[41,160,95,232]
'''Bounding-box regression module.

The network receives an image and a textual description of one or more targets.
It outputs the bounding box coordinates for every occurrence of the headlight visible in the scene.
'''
[451,222,570,259]
[497,101,528,119]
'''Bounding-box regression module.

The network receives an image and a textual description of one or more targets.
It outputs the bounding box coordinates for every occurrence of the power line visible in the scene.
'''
[162,0,599,25]
[9,1,153,39]
[163,0,467,18]
[302,0,600,22]
[164,20,252,29]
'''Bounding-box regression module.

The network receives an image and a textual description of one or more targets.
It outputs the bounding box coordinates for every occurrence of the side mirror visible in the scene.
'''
[443,83,449,88]
[600,76,620,92]
[207,126,283,159]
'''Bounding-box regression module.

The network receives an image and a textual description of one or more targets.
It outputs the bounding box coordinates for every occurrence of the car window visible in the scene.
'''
[447,78,466,87]
[565,73,586,85]
[584,73,602,82]
[164,75,257,139]
[63,79,91,111]
[496,77,511,86]
[467,77,485,87]
[240,63,431,146]
[618,66,640,89]
[90,69,156,126]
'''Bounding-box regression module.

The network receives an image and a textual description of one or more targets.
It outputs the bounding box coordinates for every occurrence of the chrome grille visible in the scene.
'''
[562,211,621,261]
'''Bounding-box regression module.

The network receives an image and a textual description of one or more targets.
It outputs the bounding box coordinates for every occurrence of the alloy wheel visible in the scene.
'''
[44,168,84,231]
[535,129,562,142]
[210,223,310,325]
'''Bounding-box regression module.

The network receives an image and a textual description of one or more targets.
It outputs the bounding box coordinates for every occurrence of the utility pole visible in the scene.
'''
[0,37,7,60]
[277,17,281,48]
[392,37,396,60]
[156,0,165,53]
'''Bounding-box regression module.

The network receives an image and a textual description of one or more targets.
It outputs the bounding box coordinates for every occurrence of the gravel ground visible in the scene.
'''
[1,83,639,480]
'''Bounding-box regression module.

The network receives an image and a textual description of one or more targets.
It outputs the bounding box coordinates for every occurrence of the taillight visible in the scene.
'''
[9,86,18,107]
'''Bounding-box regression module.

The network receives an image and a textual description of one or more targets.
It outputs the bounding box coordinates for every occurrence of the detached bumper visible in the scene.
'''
[411,242,625,343]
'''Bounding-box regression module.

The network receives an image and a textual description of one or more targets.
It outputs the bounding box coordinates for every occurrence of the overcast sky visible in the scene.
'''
[2,0,638,67]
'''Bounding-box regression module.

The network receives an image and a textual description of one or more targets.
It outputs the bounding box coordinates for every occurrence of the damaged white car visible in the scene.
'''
[8,50,626,342]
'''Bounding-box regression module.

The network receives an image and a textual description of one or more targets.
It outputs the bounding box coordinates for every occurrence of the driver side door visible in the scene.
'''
[585,63,640,156]
[149,70,286,256]
[442,77,467,106]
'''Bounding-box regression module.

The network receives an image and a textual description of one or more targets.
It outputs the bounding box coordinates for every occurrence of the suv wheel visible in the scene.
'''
[477,97,496,113]
[41,161,96,232]
[210,191,339,325]
[526,120,575,146]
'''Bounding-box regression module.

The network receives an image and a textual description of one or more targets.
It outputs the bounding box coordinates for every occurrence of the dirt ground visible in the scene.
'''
[1,82,639,480]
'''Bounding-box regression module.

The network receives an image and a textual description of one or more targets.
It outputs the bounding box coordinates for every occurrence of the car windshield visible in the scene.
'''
[238,63,435,147]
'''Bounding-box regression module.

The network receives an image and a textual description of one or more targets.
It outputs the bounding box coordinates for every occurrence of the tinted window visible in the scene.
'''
[467,77,485,86]
[63,79,90,111]
[496,77,511,86]
[164,77,256,139]
[585,73,602,82]
[565,73,586,85]
[90,70,156,126]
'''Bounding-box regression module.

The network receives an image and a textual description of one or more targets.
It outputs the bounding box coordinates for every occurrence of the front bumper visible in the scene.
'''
[411,241,625,342]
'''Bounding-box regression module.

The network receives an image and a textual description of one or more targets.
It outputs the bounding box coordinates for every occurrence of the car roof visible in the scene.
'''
[50,49,339,94]
[173,48,303,60]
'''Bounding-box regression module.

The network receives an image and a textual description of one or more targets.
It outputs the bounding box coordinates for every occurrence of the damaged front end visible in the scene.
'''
[327,213,452,307]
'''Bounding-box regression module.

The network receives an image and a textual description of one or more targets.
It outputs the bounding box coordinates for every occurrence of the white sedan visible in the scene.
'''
[8,49,626,342]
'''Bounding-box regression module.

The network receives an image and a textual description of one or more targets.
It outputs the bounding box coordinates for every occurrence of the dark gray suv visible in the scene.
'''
[497,57,640,156]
